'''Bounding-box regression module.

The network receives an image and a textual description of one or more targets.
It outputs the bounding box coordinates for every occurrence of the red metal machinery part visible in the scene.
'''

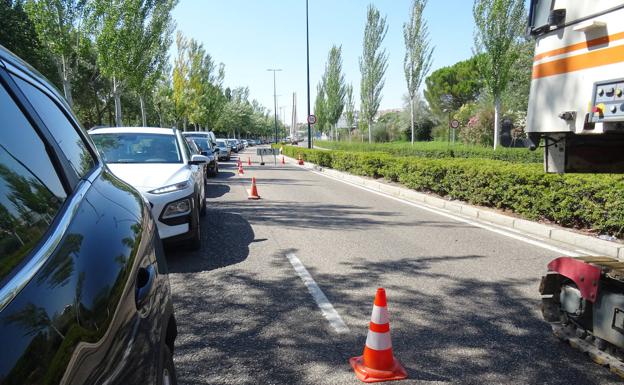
[547,257,602,302]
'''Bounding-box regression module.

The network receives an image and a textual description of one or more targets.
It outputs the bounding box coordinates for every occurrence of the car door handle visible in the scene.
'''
[135,264,155,309]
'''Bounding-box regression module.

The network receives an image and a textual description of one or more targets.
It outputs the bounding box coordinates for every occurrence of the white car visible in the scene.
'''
[89,127,208,249]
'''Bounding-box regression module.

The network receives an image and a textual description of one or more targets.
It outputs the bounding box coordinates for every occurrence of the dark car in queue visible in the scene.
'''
[184,135,219,177]
[0,45,178,384]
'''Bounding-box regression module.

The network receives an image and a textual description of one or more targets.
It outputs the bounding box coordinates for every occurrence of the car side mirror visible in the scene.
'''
[200,150,209,156]
[189,154,209,165]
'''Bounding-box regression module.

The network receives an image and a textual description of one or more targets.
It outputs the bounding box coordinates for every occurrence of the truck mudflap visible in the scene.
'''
[546,257,602,302]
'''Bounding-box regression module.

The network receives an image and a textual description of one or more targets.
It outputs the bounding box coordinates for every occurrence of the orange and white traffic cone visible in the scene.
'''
[247,177,260,200]
[349,288,407,383]
[238,163,244,175]
[247,157,251,166]
[297,154,304,165]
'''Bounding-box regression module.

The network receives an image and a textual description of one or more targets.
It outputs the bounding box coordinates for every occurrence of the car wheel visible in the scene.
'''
[160,345,178,385]
[199,191,207,217]
[189,203,201,250]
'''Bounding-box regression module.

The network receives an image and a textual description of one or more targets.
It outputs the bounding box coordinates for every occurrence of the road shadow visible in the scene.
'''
[213,170,236,179]
[168,244,620,384]
[205,183,230,198]
[215,200,472,230]
[165,209,254,273]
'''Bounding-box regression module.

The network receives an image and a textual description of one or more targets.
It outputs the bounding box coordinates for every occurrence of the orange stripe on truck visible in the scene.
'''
[534,31,624,62]
[532,44,624,79]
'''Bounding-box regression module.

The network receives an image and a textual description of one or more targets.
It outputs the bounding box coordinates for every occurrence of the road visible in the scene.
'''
[166,146,619,385]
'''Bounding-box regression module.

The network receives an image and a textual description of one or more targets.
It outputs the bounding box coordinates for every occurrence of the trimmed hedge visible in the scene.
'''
[278,145,624,238]
[316,140,544,164]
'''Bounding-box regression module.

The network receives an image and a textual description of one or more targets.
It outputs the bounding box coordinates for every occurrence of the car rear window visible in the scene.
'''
[91,133,182,164]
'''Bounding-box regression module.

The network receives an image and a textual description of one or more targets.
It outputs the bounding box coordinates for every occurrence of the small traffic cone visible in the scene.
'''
[297,154,304,166]
[349,288,407,383]
[247,177,260,200]
[247,157,251,166]
[238,163,244,175]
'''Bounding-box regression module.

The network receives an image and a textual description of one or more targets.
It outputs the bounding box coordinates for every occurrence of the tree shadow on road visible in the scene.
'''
[215,200,472,231]
[303,255,618,385]
[165,210,254,273]
[205,183,230,198]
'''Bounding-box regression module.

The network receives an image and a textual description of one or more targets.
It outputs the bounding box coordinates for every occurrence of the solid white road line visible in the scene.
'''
[309,169,584,257]
[286,253,350,334]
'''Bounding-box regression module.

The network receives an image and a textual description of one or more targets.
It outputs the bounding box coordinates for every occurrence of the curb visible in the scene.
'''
[283,153,624,259]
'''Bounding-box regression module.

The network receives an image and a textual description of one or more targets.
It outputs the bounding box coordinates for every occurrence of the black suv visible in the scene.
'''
[0,46,177,384]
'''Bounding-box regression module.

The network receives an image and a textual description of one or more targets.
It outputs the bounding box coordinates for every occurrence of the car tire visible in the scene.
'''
[199,192,206,217]
[160,345,178,385]
[189,204,201,250]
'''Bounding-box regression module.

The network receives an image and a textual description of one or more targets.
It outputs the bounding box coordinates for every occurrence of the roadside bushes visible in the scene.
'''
[316,140,543,164]
[279,146,624,237]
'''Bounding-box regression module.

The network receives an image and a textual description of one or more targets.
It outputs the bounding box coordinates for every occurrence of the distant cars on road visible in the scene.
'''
[0,45,178,384]
[225,139,239,153]
[216,139,232,160]
[90,127,208,250]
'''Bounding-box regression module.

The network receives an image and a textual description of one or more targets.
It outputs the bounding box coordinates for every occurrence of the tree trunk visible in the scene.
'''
[139,95,147,127]
[410,97,415,145]
[368,118,372,143]
[59,54,74,108]
[112,76,123,127]
[494,96,500,149]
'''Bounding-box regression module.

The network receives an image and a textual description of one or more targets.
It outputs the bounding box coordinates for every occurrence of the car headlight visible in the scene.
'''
[148,181,190,194]
[162,198,192,219]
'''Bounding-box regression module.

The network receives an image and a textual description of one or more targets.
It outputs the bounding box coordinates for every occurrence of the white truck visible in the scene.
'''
[528,1,624,378]
[527,0,624,173]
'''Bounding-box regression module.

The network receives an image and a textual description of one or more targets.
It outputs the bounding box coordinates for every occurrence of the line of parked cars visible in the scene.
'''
[0,45,179,384]
[0,43,270,385]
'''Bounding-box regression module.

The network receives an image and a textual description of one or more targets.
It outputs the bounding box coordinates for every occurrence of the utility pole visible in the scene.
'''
[306,0,312,148]
[267,68,282,144]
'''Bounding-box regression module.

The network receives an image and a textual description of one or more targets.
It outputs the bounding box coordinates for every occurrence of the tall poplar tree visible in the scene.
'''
[359,4,388,143]
[324,45,346,141]
[404,0,433,144]
[473,0,525,149]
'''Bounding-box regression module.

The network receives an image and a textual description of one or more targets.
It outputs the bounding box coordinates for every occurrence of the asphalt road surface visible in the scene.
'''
[165,146,620,385]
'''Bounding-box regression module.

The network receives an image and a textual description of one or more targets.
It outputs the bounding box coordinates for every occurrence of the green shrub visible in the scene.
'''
[315,140,543,163]
[278,145,624,237]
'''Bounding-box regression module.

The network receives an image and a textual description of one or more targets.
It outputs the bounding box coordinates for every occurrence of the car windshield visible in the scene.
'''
[91,133,182,163]
[217,141,227,149]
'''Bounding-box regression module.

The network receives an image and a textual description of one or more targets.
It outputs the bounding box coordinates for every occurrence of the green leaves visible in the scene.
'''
[424,56,484,117]
[324,45,346,133]
[360,4,388,143]
[403,0,433,98]
[473,0,526,97]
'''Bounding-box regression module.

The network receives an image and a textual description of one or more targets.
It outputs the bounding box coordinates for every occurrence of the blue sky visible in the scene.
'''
[171,0,476,123]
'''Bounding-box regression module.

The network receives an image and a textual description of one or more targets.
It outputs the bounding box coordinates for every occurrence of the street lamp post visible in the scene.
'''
[306,0,311,148]
[267,68,282,144]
